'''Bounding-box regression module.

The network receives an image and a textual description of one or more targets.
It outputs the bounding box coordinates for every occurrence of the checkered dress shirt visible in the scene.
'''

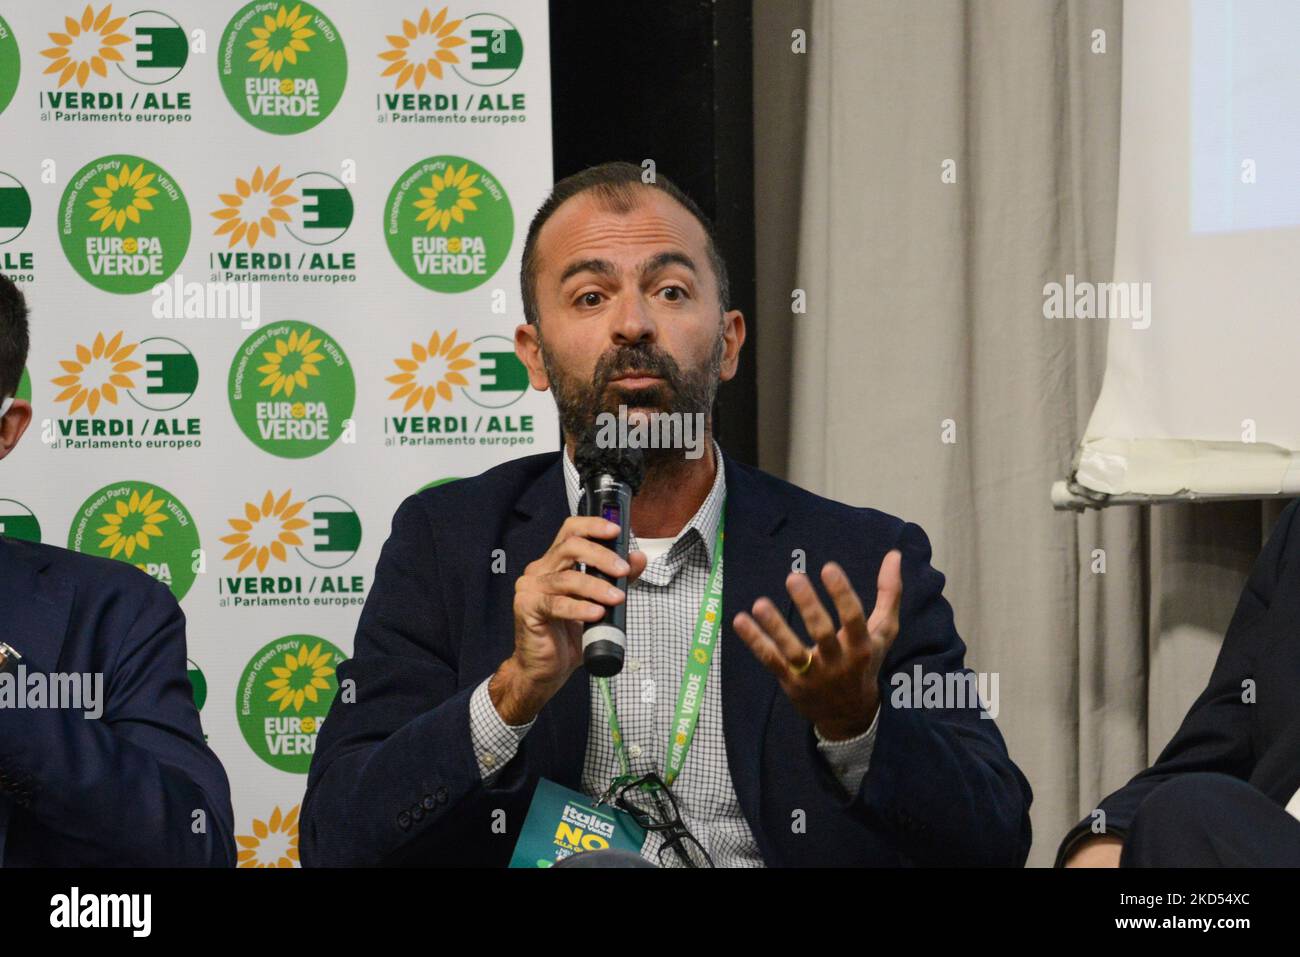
[469,443,877,866]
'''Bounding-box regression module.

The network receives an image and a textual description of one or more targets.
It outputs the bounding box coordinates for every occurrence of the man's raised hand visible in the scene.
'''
[732,549,903,740]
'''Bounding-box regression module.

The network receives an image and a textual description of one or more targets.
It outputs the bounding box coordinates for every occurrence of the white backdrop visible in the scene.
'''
[0,0,556,867]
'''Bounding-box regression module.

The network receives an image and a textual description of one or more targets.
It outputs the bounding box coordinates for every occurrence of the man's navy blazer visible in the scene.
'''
[302,450,1032,866]
[0,536,235,866]
[1056,499,1300,865]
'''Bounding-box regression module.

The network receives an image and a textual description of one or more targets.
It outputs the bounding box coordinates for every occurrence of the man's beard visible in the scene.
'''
[539,330,725,478]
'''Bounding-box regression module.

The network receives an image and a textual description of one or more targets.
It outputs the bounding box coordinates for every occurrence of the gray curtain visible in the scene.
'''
[753,0,1282,866]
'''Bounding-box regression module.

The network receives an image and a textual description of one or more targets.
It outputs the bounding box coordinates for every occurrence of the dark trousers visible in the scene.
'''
[1122,772,1300,867]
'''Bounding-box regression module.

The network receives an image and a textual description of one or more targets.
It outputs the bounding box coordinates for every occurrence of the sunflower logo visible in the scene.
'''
[378,7,466,89]
[266,642,335,713]
[211,166,298,249]
[220,490,309,573]
[412,163,483,232]
[51,331,141,415]
[386,330,474,412]
[236,805,300,868]
[86,162,159,234]
[257,327,324,398]
[95,487,168,561]
[41,4,130,88]
[247,3,315,74]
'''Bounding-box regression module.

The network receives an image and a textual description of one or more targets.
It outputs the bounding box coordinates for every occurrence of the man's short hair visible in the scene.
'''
[519,160,730,326]
[0,275,29,399]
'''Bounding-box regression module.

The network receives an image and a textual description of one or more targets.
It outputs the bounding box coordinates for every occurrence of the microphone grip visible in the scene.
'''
[579,478,632,677]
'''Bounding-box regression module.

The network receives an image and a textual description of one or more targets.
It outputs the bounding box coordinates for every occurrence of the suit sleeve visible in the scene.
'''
[300,494,535,867]
[0,578,235,867]
[842,520,1034,866]
[1055,499,1299,866]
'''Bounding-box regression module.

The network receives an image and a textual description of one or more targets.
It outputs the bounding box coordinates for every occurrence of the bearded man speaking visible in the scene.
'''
[301,162,1031,867]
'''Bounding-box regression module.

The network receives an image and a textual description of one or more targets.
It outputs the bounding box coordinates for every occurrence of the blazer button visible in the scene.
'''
[412,805,425,822]
[421,794,436,811]
[436,786,449,805]
[397,810,412,830]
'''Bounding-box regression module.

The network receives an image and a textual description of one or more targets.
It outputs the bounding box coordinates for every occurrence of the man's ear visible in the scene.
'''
[0,398,33,461]
[514,321,550,391]
[718,309,746,382]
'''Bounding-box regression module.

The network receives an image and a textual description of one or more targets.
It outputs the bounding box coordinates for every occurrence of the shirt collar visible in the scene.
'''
[562,438,726,566]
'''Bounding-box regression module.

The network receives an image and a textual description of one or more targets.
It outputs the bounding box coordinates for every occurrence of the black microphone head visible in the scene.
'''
[575,432,645,494]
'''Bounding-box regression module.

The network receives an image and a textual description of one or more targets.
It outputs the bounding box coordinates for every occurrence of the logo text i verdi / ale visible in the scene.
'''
[208,163,357,283]
[59,154,190,294]
[37,5,193,124]
[48,331,202,451]
[382,330,534,449]
[216,488,366,610]
[375,7,530,125]
[220,1,347,135]
[228,321,355,458]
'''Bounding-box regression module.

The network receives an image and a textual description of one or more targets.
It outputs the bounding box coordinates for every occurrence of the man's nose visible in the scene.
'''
[609,292,656,346]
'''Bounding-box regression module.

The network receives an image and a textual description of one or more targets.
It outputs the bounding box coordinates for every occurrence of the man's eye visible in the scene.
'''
[659,285,688,302]
[578,292,603,307]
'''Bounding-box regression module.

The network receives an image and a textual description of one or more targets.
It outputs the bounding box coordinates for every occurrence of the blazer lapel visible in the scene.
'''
[505,457,591,789]
[718,454,791,837]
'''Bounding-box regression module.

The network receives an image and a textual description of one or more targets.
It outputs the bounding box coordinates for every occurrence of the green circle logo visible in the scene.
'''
[0,499,41,543]
[237,635,344,773]
[0,172,30,244]
[219,2,347,135]
[67,481,200,599]
[228,321,355,458]
[384,156,513,293]
[187,659,208,711]
[418,477,463,493]
[16,366,31,402]
[451,13,524,86]
[59,155,190,295]
[0,15,19,116]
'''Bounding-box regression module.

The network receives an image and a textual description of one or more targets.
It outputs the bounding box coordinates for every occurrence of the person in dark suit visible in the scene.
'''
[1060,500,1300,867]
[302,162,1031,867]
[0,276,235,866]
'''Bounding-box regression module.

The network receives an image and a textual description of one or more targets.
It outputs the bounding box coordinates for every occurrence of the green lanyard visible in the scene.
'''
[597,506,725,789]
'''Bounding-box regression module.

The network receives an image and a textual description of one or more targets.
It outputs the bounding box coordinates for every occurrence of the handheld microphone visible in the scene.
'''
[576,438,645,677]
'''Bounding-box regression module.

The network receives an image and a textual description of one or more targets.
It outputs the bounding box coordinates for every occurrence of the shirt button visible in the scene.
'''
[482,752,497,768]
[628,744,643,758]
[627,659,641,673]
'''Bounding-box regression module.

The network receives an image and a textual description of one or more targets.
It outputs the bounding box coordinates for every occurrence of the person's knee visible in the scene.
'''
[1124,771,1296,867]
[1125,772,1251,865]
[1134,772,1247,831]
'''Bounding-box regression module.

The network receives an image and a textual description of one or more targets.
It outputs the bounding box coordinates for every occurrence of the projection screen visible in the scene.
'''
[1055,0,1300,509]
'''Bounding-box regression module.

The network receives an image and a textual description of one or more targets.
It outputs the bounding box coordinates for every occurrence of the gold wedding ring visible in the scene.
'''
[789,650,814,676]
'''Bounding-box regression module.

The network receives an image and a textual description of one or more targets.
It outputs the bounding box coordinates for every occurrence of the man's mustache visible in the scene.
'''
[592,346,684,393]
